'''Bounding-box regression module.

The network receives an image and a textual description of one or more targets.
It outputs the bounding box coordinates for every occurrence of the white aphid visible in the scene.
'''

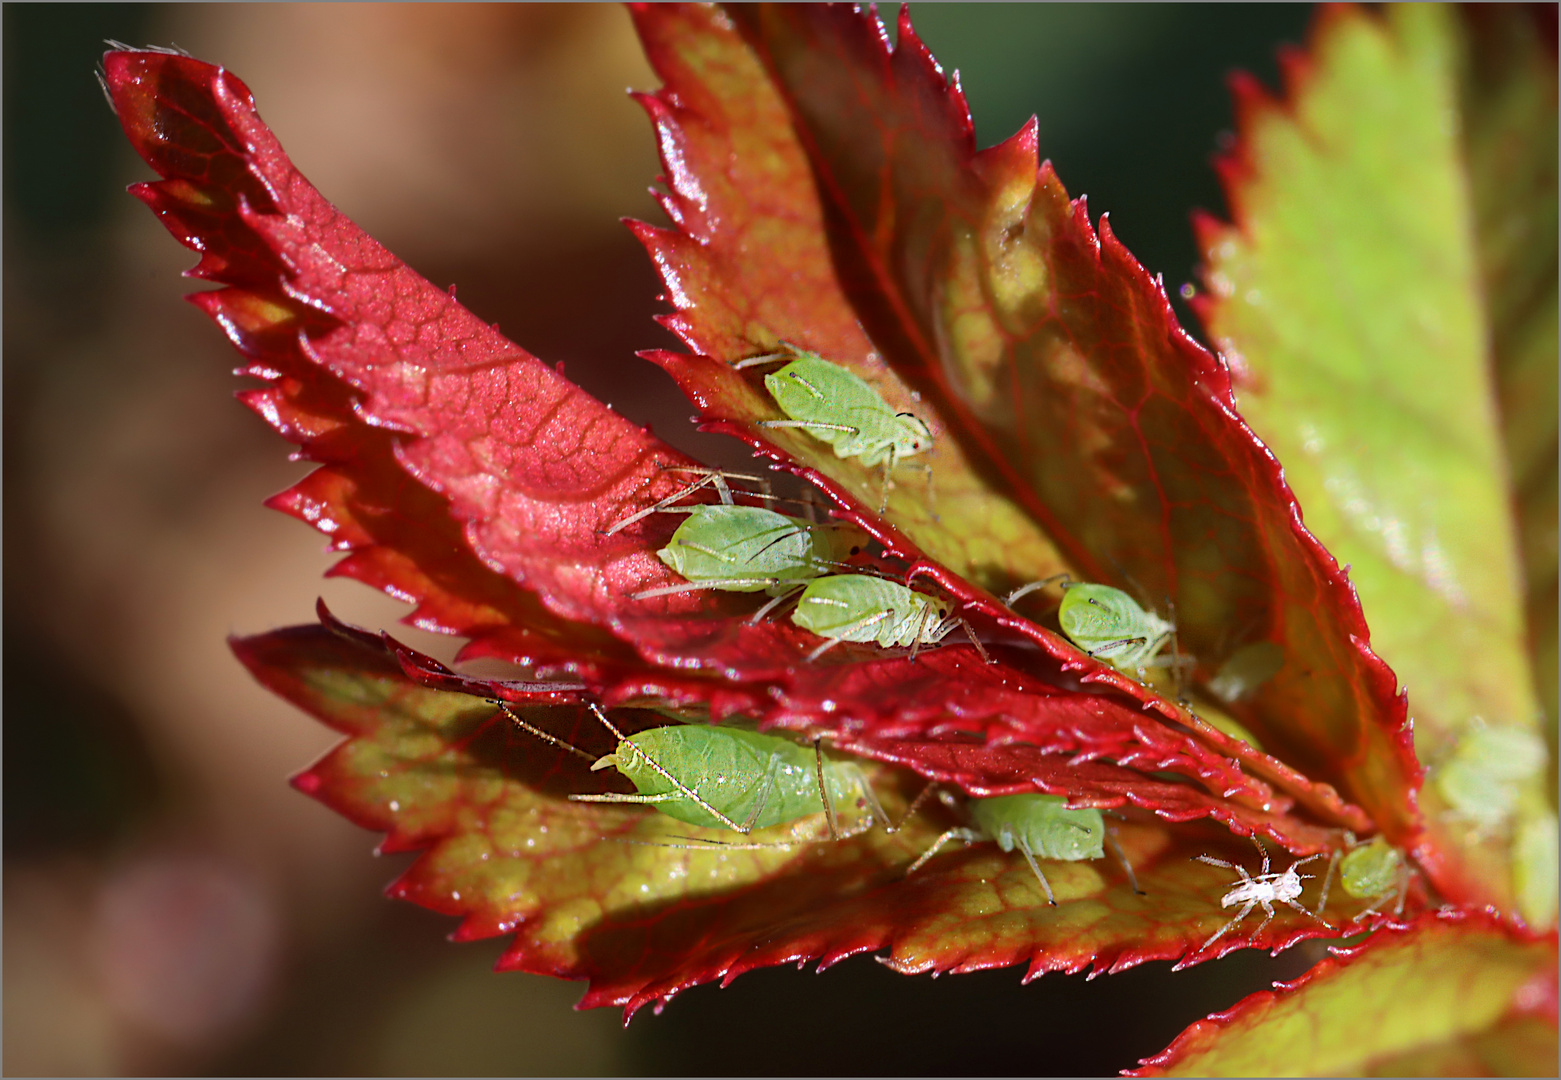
[1194,835,1331,952]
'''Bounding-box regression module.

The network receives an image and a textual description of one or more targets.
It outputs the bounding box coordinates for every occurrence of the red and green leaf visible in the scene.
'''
[1134,912,1557,1076]
[1194,3,1557,921]
[237,617,1392,1016]
[632,3,1419,844]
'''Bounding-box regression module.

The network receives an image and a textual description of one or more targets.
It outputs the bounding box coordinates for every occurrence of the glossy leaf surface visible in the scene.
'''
[1135,913,1558,1076]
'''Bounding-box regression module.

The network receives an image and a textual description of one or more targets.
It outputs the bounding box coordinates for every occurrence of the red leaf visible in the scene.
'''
[105,47,785,680]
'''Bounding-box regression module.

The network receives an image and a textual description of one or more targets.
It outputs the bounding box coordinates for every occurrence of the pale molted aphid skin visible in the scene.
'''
[1193,837,1331,952]
[503,703,886,839]
[906,793,1137,906]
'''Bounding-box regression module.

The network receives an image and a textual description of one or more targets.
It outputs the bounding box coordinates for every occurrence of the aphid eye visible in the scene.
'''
[849,545,862,556]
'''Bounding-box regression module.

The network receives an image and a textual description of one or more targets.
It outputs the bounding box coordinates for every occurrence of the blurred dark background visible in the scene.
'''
[5,4,1320,1074]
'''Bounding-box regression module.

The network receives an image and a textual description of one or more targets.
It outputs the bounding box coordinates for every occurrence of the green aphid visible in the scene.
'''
[906,793,1139,906]
[791,574,972,661]
[740,344,933,512]
[1058,583,1182,684]
[1433,721,1546,837]
[640,504,865,599]
[505,704,886,840]
[1318,834,1411,921]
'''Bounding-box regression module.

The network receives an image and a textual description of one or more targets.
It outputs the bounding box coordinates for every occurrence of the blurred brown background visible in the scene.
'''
[5,4,1320,1075]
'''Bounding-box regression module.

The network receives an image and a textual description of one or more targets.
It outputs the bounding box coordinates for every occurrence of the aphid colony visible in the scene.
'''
[587,342,1414,931]
[502,703,1137,905]
[614,463,977,660]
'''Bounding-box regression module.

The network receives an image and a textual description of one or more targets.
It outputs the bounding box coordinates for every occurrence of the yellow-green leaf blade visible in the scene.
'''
[1198,3,1553,921]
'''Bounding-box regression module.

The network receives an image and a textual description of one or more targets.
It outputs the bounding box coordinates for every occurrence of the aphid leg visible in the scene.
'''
[1003,574,1073,607]
[750,584,805,625]
[908,602,935,661]
[1105,827,1145,895]
[1316,848,1342,915]
[878,452,895,515]
[958,617,992,664]
[495,701,597,764]
[813,736,840,841]
[736,751,789,834]
[1250,833,1272,876]
[1014,834,1058,906]
[889,781,941,834]
[1280,895,1334,931]
[571,705,750,833]
[906,827,984,877]
[1200,900,1256,952]
[1250,899,1277,941]
[804,610,892,662]
[634,577,780,600]
[603,471,732,536]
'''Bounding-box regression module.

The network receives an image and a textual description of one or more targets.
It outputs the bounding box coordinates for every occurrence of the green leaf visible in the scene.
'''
[1135,914,1557,1077]
[1196,3,1556,920]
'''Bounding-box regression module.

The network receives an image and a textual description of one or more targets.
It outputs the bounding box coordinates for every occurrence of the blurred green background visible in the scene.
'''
[5,4,1319,1074]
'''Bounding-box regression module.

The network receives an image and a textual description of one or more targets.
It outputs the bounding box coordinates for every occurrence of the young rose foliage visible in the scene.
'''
[106,2,1555,1073]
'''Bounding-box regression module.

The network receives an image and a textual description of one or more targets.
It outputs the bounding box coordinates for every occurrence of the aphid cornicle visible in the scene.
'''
[502,703,887,841]
[738,343,933,511]
[790,573,985,662]
[906,793,1139,906]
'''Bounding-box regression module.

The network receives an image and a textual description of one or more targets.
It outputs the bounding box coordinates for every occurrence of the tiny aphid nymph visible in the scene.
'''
[906,793,1140,905]
[503,703,887,842]
[738,343,933,512]
[1317,833,1411,921]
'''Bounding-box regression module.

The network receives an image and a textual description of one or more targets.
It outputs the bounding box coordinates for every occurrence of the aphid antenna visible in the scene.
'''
[617,812,880,852]
[732,339,810,371]
[888,781,943,835]
[494,700,598,764]
[602,472,729,537]
[749,584,806,625]
[812,735,841,840]
[569,704,752,834]
[633,577,786,600]
[1003,573,1074,608]
[1104,827,1145,895]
